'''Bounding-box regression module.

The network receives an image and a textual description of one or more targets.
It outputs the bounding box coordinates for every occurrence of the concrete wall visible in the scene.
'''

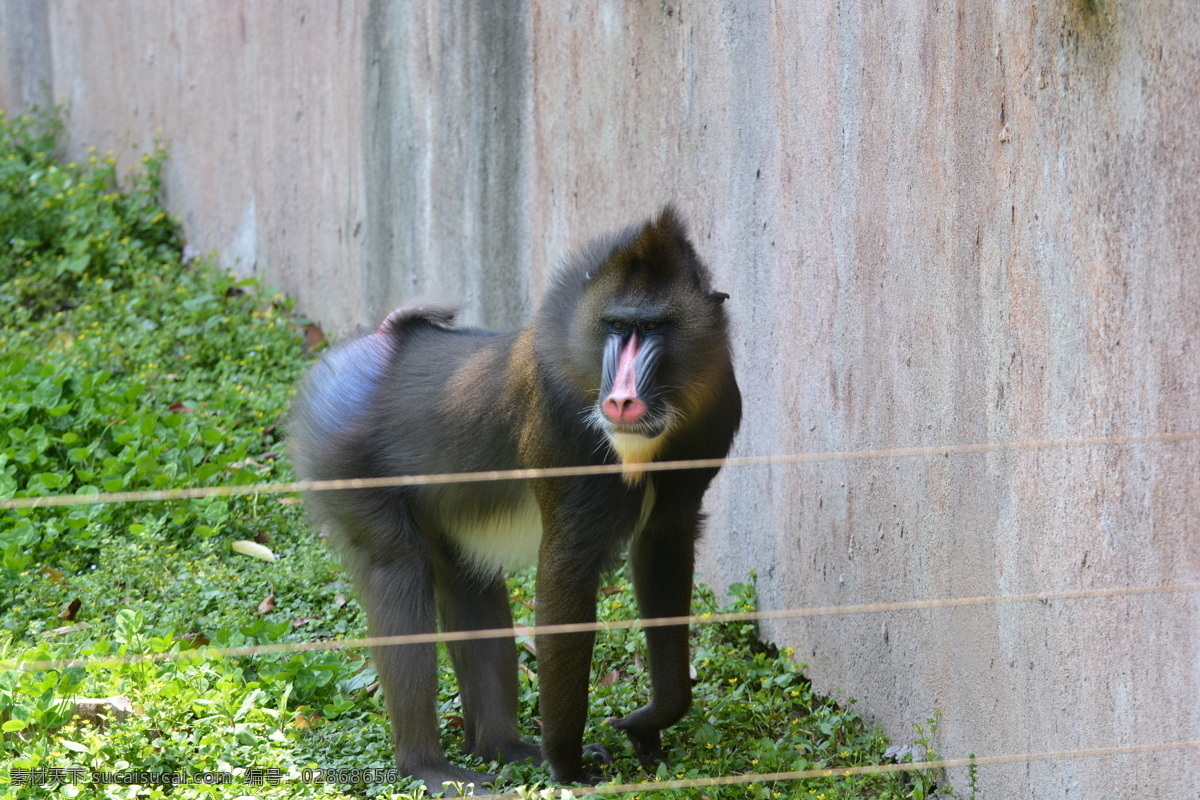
[3,2,1197,797]
[0,1,367,326]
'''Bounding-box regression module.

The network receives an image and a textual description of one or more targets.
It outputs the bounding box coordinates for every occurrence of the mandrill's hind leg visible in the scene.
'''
[434,551,542,768]
[343,511,497,796]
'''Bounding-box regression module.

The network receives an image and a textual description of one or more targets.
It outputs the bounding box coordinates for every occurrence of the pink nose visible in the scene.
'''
[604,331,648,424]
[603,394,649,424]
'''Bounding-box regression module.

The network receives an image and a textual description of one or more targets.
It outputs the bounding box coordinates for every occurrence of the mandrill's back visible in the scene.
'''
[289,309,516,484]
[287,309,541,570]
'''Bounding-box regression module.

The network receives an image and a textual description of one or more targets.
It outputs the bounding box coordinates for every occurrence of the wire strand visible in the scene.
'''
[4,430,1196,795]
[1,430,1195,511]
[10,582,1197,672]
[483,740,1200,799]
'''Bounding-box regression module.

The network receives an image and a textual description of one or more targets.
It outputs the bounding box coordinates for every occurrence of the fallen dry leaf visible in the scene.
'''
[60,598,82,621]
[42,622,90,637]
[72,696,133,728]
[231,540,276,561]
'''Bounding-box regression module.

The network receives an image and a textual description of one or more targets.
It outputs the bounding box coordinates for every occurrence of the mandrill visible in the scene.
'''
[288,206,741,795]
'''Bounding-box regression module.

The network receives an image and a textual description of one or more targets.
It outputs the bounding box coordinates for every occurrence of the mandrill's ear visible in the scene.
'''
[707,290,730,304]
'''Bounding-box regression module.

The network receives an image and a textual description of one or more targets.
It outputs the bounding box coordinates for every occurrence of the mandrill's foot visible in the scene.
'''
[469,738,542,766]
[582,742,614,773]
[544,743,613,785]
[607,715,667,771]
[408,762,497,797]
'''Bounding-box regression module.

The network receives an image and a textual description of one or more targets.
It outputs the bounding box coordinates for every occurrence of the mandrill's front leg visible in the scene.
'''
[610,489,705,768]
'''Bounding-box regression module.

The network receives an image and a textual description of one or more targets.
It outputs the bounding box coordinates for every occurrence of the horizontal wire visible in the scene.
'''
[485,740,1200,799]
[1,430,1195,511]
[3,427,1195,790]
[9,582,1197,673]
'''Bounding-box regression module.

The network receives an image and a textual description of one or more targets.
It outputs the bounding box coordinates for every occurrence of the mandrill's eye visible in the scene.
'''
[610,321,626,331]
[643,321,660,331]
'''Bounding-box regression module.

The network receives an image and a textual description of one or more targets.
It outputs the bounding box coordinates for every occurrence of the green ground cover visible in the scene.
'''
[0,109,954,800]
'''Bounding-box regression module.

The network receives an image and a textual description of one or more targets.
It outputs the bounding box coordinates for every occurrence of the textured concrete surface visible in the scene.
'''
[362,1,533,329]
[0,1,367,327]
[2,2,1197,797]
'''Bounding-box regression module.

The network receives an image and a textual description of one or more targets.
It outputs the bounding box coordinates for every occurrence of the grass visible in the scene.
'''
[0,108,954,799]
